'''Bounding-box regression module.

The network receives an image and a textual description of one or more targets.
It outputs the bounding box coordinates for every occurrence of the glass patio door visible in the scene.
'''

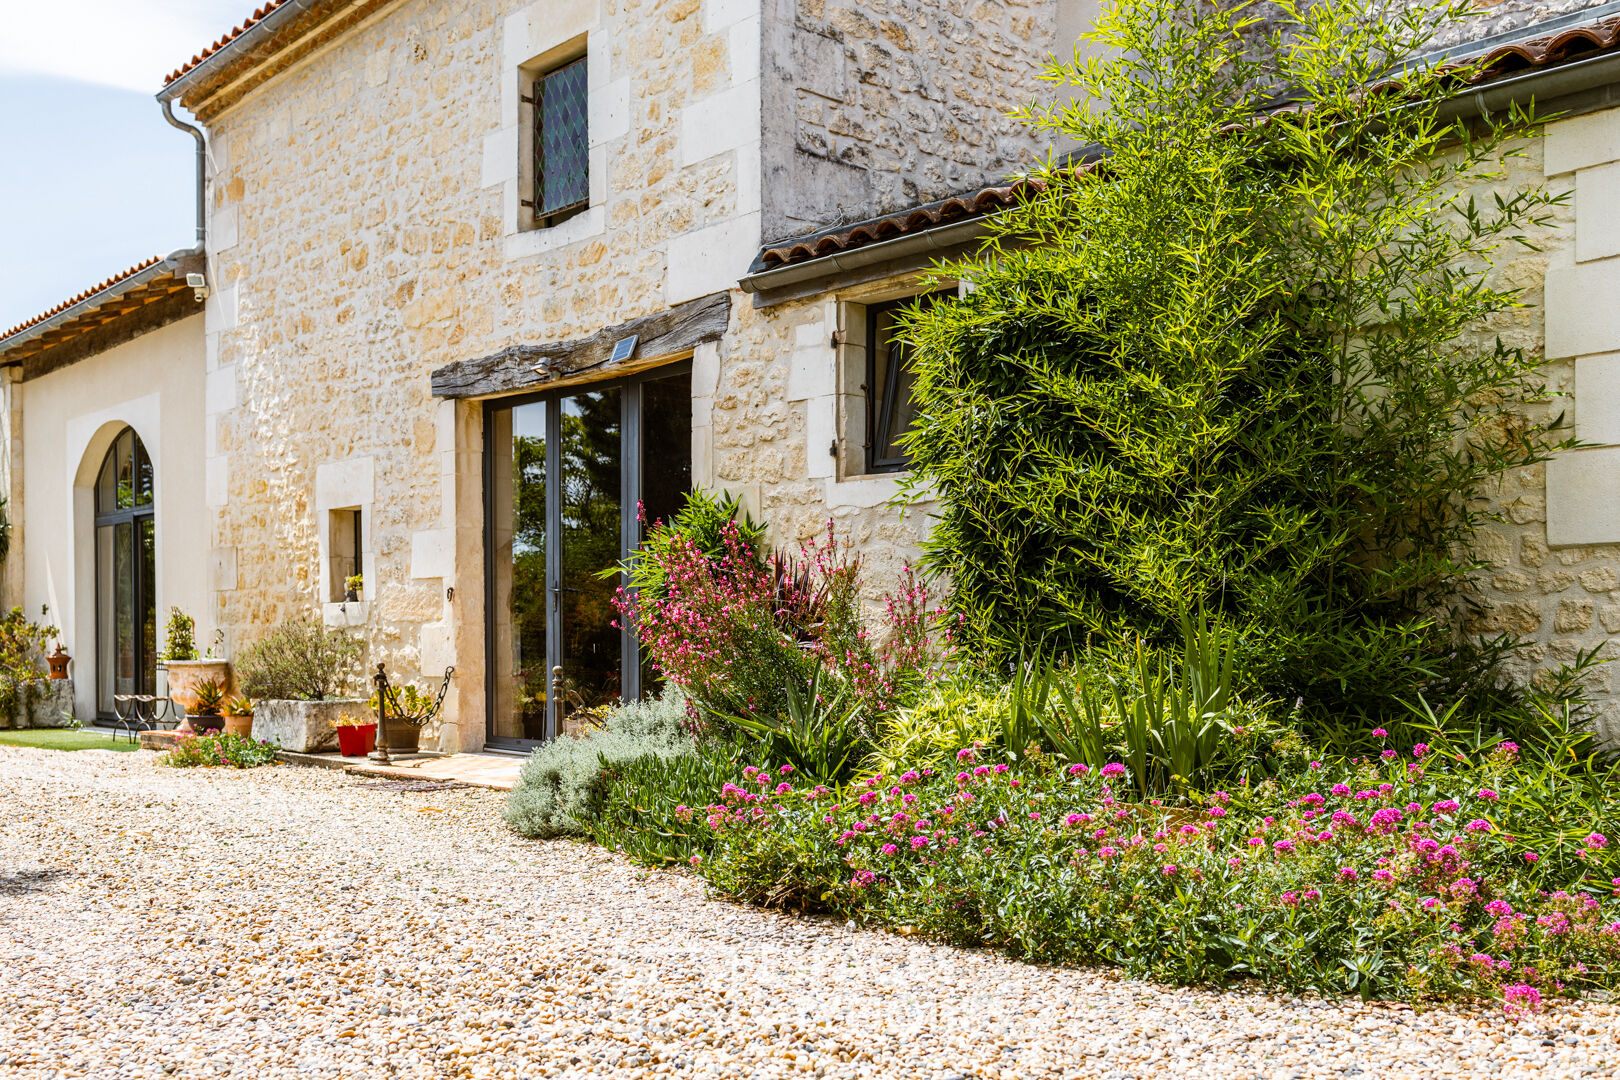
[487,365,692,747]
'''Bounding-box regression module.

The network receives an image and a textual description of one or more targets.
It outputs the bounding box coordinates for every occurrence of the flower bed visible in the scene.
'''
[680,741,1619,1009]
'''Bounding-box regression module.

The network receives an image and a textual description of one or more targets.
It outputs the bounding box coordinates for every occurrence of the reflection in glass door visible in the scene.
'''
[94,428,157,717]
[487,364,692,747]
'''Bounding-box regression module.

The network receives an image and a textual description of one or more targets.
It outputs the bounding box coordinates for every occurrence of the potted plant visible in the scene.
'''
[161,608,233,722]
[368,681,432,753]
[190,677,226,733]
[237,616,364,753]
[333,712,376,757]
[345,573,364,603]
[222,695,254,738]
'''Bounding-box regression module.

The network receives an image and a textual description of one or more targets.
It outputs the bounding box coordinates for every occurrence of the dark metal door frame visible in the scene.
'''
[482,360,689,750]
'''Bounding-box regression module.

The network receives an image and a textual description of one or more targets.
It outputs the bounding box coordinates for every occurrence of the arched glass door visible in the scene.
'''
[94,428,156,717]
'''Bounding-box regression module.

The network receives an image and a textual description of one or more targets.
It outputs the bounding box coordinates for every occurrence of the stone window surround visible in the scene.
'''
[1543,109,1620,546]
[485,1,625,262]
[825,276,957,505]
[315,456,375,628]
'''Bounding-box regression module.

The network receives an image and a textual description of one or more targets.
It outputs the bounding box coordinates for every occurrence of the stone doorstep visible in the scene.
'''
[279,748,522,791]
[127,731,521,791]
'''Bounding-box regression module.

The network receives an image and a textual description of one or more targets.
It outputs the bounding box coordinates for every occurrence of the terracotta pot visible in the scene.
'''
[223,713,253,738]
[164,659,233,714]
[47,647,70,680]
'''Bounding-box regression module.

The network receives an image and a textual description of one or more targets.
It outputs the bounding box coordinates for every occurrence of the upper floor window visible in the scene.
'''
[865,291,951,473]
[530,56,589,227]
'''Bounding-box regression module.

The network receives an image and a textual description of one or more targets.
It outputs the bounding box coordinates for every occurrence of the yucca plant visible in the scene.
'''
[703,664,868,784]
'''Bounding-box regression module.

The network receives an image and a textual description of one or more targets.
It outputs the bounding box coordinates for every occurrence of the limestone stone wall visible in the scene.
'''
[761,0,1061,238]
[201,0,771,750]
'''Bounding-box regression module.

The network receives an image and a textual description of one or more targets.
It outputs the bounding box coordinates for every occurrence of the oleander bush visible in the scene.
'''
[504,692,694,838]
[161,732,279,769]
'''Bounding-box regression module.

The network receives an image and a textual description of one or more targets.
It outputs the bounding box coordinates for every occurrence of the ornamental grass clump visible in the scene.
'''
[684,736,1619,1006]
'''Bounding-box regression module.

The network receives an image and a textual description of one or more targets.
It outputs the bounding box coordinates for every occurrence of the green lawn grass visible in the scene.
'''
[0,728,138,752]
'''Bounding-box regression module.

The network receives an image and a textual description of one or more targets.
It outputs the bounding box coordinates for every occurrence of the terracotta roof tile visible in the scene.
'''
[758,14,1620,272]
[163,2,291,87]
[2,256,166,341]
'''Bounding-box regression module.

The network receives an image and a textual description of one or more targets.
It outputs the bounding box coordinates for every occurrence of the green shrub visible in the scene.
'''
[161,732,278,768]
[0,606,56,718]
[161,607,197,662]
[584,740,745,866]
[504,692,694,838]
[866,677,1007,777]
[898,0,1568,727]
[236,616,362,701]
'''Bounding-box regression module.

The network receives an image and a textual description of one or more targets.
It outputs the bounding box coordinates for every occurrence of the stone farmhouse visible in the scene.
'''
[7,0,1620,750]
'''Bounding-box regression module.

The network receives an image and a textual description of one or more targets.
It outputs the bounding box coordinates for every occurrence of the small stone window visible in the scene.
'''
[864,291,952,474]
[328,508,363,603]
[528,55,589,227]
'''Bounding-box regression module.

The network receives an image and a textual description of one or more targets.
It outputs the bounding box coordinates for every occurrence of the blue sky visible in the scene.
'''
[0,2,245,332]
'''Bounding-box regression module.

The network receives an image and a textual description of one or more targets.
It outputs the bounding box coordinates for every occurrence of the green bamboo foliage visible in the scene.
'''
[898,0,1569,725]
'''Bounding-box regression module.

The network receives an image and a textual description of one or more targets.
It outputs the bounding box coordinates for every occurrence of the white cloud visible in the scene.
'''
[0,0,251,94]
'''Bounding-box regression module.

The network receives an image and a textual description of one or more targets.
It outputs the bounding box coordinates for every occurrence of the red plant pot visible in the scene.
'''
[336,723,376,757]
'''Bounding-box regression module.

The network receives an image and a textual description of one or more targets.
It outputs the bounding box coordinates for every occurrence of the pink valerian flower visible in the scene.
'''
[880,843,899,856]
[1205,806,1227,819]
[1097,846,1118,859]
[1477,789,1500,801]
[1449,878,1478,900]
[955,772,971,785]
[775,782,793,795]
[675,804,693,822]
[1161,864,1178,876]
[1421,898,1444,910]
[1381,749,1397,760]
[1330,783,1352,798]
[689,855,703,866]
[909,835,929,850]
[1273,840,1295,855]
[956,747,977,762]
[1372,869,1394,882]
[1338,867,1358,881]
[851,869,878,888]
[1486,900,1514,917]
[1586,833,1609,850]
[1064,813,1084,827]
[1412,743,1430,759]
[1372,728,1388,738]
[779,764,794,775]
[1101,763,1126,778]
[1433,799,1460,815]
[1503,984,1543,1017]
[1309,761,1322,770]
[1465,819,1492,832]
[1523,851,1540,864]
[993,763,1010,775]
[1067,763,1091,776]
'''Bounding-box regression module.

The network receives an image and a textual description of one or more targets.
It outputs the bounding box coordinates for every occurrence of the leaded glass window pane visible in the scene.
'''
[534,57,589,221]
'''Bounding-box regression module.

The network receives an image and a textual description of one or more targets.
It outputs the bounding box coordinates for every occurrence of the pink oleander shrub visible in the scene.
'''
[684,739,1620,1006]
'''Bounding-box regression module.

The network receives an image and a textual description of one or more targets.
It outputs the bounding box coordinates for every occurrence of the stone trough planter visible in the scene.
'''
[251,699,365,753]
[3,679,76,729]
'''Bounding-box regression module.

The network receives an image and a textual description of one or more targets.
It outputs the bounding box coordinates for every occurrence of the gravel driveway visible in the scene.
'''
[1,746,1615,1079]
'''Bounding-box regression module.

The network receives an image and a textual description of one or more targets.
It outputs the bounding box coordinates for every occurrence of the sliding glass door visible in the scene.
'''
[95,428,157,717]
[486,365,692,747]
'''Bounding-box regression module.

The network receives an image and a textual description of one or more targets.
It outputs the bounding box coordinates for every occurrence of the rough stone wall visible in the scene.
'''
[201,0,766,747]
[701,292,936,613]
[759,0,1058,238]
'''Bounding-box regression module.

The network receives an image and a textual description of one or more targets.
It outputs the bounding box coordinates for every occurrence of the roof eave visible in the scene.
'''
[157,0,324,108]
[0,251,204,363]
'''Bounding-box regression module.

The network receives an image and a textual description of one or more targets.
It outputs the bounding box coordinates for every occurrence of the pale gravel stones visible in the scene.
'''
[1,745,1615,1080]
